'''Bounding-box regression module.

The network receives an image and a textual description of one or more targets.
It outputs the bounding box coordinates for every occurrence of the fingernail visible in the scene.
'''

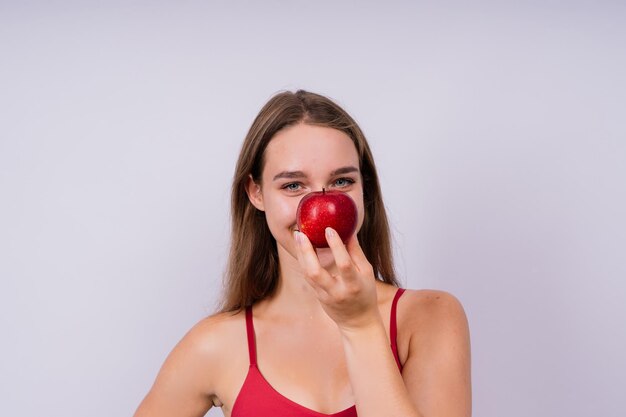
[294,230,302,244]
[325,227,335,238]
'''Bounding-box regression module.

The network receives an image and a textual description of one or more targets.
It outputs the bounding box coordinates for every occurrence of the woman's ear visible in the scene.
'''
[245,174,265,211]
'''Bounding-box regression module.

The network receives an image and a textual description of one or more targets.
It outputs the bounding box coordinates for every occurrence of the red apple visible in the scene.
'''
[296,189,358,248]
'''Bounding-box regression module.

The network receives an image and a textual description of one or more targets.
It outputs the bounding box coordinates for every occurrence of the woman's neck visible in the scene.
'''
[256,245,337,321]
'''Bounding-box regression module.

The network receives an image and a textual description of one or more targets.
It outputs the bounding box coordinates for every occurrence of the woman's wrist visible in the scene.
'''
[337,311,387,341]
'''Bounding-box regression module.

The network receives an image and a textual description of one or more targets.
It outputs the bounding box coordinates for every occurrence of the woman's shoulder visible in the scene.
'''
[161,310,247,384]
[133,310,249,414]
[155,310,248,401]
[397,288,469,339]
[180,309,247,360]
[398,289,465,320]
[400,288,466,310]
[377,283,466,315]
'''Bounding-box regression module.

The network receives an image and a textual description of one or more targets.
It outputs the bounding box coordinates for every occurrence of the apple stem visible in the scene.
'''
[322,187,326,194]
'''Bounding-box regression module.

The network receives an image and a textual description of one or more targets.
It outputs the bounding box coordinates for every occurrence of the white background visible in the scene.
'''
[1,1,625,416]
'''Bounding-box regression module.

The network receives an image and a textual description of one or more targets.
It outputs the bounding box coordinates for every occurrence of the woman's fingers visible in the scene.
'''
[324,228,357,279]
[298,229,379,329]
[294,231,335,290]
[295,229,376,305]
[346,233,373,275]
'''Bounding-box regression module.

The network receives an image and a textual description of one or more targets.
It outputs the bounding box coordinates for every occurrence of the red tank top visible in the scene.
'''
[231,288,406,417]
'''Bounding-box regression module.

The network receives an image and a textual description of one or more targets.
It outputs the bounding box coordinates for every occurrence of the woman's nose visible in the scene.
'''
[310,184,327,193]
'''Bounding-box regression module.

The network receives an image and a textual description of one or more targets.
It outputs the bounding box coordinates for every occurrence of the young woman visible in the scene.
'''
[133,90,471,417]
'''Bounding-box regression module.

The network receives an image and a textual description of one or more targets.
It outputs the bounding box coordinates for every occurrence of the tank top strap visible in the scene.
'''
[244,306,257,367]
[390,288,406,371]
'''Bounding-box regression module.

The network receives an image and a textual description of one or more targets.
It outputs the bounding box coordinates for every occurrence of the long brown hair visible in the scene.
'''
[219,90,399,312]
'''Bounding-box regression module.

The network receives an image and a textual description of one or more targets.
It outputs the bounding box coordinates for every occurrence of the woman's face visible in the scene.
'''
[248,123,365,268]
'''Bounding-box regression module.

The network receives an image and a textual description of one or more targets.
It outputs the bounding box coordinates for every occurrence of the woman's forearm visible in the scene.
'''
[340,317,423,417]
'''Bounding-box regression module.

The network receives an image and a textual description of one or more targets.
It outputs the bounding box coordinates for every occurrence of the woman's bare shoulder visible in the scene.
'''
[134,310,247,417]
[177,310,248,373]
[396,290,472,415]
[400,288,465,306]
[397,289,469,339]
[186,310,246,346]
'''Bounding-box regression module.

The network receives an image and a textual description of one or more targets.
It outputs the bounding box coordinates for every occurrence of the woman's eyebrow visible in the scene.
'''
[272,166,359,182]
[272,170,306,181]
[330,166,359,176]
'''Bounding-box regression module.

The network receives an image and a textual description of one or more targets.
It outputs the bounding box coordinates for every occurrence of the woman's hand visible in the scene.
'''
[294,227,381,331]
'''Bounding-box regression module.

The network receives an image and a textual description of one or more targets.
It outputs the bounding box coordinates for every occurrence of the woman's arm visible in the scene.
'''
[342,291,471,417]
[294,229,471,417]
[401,291,471,416]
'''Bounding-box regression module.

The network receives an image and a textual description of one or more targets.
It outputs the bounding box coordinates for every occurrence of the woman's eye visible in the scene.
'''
[283,182,301,192]
[334,177,355,187]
